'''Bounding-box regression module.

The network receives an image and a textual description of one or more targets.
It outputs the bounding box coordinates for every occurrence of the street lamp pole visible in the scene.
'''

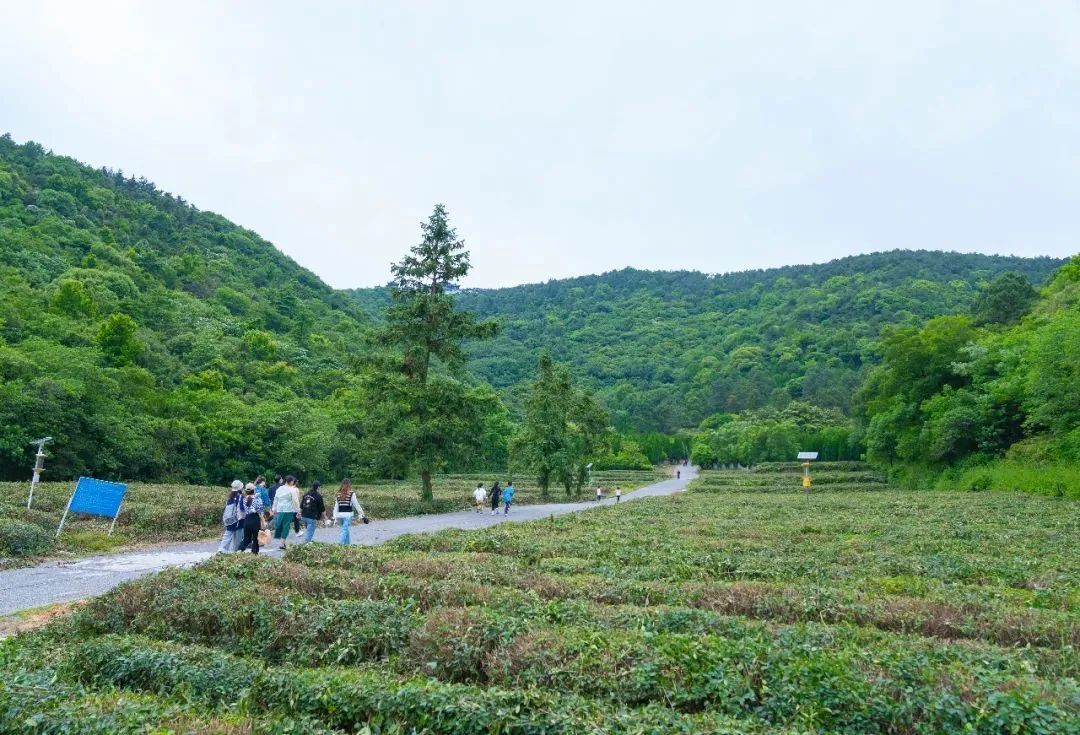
[26,437,52,509]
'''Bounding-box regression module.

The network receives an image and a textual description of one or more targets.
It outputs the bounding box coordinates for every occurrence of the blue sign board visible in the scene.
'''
[69,477,128,517]
[57,477,128,537]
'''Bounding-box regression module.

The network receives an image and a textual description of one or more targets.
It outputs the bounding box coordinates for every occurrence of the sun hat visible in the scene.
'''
[231,480,243,491]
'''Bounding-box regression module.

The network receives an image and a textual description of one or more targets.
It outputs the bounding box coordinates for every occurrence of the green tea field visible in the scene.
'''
[0,469,666,563]
[0,465,1076,733]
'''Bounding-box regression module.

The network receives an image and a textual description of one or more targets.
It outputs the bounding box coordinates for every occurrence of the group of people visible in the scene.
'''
[219,474,368,555]
[473,481,516,515]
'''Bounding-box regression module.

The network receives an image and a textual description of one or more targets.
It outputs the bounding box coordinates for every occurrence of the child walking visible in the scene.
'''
[615,486,622,502]
[473,483,486,513]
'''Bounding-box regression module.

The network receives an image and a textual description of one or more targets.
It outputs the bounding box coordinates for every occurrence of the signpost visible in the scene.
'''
[56,477,129,537]
[26,437,53,509]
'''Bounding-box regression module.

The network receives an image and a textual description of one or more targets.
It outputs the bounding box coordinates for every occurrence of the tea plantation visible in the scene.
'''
[0,469,663,563]
[0,466,1076,733]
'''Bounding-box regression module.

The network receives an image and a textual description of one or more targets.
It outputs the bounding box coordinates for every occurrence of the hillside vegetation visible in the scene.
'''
[1,470,1075,733]
[858,255,1080,494]
[0,135,373,484]
[355,252,1062,432]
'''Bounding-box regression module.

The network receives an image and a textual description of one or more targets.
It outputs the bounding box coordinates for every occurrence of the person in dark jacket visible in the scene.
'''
[268,474,283,504]
[300,481,327,543]
[237,486,264,554]
[489,481,501,516]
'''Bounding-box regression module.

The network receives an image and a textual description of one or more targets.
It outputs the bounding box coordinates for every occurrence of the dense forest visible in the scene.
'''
[354,252,1063,431]
[0,135,383,483]
[0,134,1070,487]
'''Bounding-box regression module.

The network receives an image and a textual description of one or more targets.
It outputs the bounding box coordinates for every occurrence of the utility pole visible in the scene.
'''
[26,437,53,509]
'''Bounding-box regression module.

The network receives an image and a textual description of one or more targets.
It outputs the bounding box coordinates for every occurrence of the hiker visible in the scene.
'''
[676,469,681,479]
[595,486,603,502]
[254,475,271,509]
[333,478,368,545]
[615,486,622,503]
[271,475,301,549]
[489,481,501,515]
[473,483,486,513]
[300,481,327,543]
[268,474,284,505]
[218,480,244,553]
[237,484,264,554]
[502,481,515,515]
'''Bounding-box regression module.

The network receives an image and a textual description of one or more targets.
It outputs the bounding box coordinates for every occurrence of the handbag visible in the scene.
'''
[257,529,272,546]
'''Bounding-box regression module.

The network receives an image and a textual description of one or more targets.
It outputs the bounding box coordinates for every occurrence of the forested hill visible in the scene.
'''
[0,135,372,482]
[353,252,1063,432]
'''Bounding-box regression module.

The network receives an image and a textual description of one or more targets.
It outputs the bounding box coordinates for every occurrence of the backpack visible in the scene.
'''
[222,500,240,528]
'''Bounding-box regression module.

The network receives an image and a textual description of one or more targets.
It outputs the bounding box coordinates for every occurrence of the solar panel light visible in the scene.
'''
[796,451,817,493]
[26,437,54,509]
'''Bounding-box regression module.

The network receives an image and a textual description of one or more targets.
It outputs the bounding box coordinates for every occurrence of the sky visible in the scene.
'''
[2,1,1079,288]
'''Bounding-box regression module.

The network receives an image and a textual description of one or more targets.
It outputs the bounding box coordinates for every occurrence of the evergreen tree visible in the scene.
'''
[377,204,498,500]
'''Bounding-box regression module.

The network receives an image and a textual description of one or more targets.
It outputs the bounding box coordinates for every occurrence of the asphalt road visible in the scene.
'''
[0,466,697,616]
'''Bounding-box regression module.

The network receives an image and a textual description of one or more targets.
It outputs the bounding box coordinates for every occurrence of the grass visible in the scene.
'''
[0,464,1075,733]
[0,468,667,563]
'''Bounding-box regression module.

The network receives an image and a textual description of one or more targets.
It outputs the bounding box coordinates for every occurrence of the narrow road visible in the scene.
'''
[0,466,697,616]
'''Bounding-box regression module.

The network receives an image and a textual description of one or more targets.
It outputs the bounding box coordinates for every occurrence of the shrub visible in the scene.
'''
[0,519,54,557]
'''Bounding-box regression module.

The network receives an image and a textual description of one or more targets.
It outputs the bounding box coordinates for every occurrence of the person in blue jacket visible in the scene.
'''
[501,481,515,515]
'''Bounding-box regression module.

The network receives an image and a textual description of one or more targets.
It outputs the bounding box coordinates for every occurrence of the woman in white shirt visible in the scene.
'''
[333,478,368,545]
[271,475,301,549]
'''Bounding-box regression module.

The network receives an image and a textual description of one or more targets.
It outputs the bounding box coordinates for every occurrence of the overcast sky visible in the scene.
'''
[3,2,1079,288]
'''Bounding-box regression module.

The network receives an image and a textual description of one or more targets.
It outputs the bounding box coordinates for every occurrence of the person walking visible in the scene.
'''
[218,481,244,553]
[676,469,681,480]
[502,481,516,515]
[333,479,368,545]
[595,486,603,502]
[489,481,501,516]
[472,483,486,513]
[271,475,301,550]
[615,486,622,503]
[268,475,284,505]
[237,484,264,554]
[300,481,327,544]
[254,475,271,509]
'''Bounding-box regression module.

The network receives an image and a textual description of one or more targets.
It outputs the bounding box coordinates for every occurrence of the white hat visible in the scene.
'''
[245,482,256,491]
[231,480,243,490]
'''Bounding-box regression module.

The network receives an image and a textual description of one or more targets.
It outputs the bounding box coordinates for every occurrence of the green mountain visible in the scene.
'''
[0,134,372,482]
[0,134,1065,483]
[356,252,1064,431]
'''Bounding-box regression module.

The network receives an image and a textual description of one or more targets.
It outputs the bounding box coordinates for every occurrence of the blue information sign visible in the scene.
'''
[57,477,128,537]
[69,477,127,517]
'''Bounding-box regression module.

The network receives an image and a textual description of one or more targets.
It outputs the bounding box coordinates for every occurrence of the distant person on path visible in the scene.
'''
[333,479,368,545]
[300,481,327,543]
[473,483,486,513]
[502,481,515,515]
[271,475,301,550]
[218,481,244,553]
[595,486,603,502]
[615,486,622,502]
[676,469,681,479]
[237,484,264,554]
[489,481,501,515]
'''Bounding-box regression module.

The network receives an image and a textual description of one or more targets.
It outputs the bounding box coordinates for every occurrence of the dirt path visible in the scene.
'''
[0,466,696,616]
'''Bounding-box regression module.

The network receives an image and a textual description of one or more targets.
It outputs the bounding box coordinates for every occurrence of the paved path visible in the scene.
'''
[0,467,697,616]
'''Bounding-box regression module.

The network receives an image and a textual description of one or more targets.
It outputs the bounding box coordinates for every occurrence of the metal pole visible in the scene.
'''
[56,491,75,538]
[108,501,123,536]
[27,443,48,509]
